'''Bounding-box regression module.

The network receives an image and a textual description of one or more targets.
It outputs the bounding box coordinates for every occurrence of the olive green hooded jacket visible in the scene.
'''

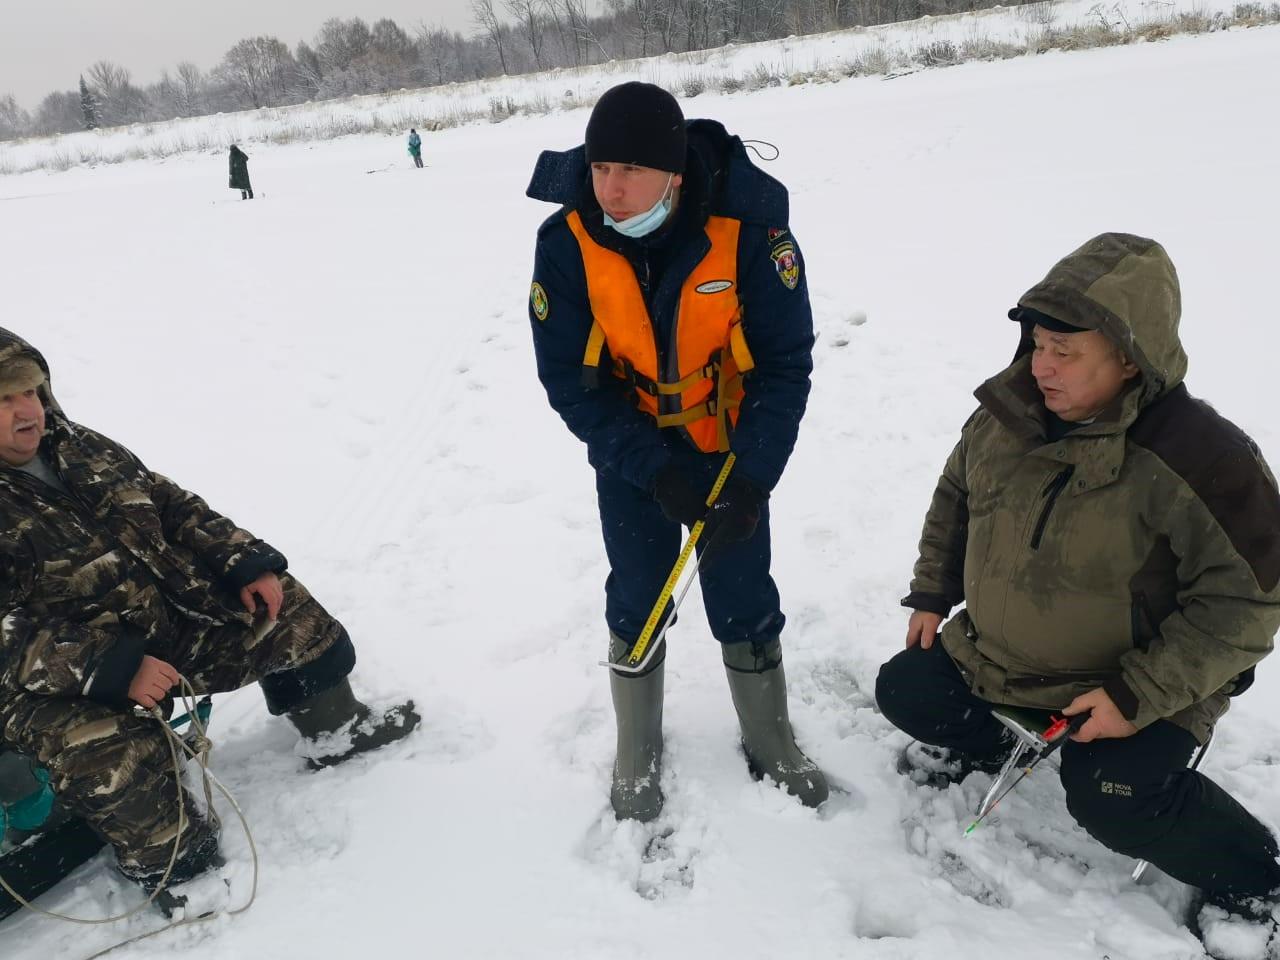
[906,233,1280,743]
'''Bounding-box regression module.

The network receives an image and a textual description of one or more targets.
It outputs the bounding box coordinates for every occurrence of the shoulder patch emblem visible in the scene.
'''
[530,282,549,322]
[767,227,789,243]
[770,243,800,291]
[695,279,734,295]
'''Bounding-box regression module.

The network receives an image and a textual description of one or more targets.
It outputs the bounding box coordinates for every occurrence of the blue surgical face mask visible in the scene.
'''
[604,175,675,239]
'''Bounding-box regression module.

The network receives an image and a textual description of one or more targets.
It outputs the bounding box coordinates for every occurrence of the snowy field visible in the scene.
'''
[0,0,1258,173]
[3,19,1280,960]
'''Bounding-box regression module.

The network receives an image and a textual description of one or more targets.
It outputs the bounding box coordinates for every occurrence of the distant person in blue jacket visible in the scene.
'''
[525,82,827,823]
[407,129,423,168]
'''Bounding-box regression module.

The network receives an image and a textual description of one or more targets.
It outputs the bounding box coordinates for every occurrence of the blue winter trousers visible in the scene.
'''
[594,454,785,647]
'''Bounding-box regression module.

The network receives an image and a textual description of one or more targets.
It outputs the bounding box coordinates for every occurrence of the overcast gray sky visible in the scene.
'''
[0,1,475,110]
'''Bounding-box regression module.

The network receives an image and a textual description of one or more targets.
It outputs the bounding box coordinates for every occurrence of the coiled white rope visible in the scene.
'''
[0,676,259,957]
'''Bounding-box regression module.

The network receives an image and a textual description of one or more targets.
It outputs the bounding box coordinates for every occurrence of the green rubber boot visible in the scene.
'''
[286,679,420,769]
[608,634,665,823]
[722,637,829,807]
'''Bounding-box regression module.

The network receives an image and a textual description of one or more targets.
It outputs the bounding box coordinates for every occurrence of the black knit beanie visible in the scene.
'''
[585,82,686,174]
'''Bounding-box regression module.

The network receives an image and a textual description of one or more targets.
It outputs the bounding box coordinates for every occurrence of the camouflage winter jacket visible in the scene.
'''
[905,234,1280,743]
[0,329,286,708]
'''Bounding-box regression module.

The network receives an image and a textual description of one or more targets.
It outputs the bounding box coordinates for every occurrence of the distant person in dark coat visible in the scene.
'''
[228,144,253,200]
[407,129,423,169]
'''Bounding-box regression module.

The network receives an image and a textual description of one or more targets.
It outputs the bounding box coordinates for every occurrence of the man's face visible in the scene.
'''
[1030,325,1140,422]
[0,387,46,466]
[590,162,681,222]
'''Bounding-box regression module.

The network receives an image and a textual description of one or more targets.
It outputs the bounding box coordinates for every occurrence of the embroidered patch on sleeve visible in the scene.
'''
[767,227,789,243]
[770,243,800,291]
[530,282,549,322]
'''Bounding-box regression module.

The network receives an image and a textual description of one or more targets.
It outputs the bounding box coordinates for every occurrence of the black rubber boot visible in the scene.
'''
[722,637,829,807]
[286,679,420,770]
[137,836,229,921]
[1190,888,1280,959]
[895,733,1016,789]
[608,634,665,823]
[122,814,223,917]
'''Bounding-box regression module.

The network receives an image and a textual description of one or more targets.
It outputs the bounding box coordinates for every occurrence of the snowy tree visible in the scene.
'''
[85,61,146,126]
[315,18,373,74]
[371,18,415,60]
[77,77,99,130]
[174,62,208,117]
[471,0,510,74]
[544,0,593,66]
[0,93,31,141]
[33,90,81,136]
[366,19,420,91]
[606,0,664,55]
[217,36,296,109]
[505,0,548,68]
[292,43,324,101]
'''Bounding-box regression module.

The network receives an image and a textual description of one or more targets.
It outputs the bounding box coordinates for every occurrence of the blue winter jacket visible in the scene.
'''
[525,119,814,493]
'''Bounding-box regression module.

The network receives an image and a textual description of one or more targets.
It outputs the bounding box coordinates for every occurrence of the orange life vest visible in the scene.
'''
[566,211,755,454]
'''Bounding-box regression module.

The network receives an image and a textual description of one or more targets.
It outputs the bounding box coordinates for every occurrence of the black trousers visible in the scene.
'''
[876,640,1280,896]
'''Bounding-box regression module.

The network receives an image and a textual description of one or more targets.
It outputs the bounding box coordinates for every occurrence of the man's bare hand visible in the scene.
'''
[1063,688,1138,742]
[128,655,179,709]
[906,611,943,650]
[240,572,284,621]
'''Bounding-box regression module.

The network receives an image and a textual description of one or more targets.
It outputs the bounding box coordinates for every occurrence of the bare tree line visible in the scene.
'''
[0,0,1029,142]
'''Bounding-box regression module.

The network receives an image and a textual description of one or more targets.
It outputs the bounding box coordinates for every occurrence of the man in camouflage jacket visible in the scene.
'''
[0,328,417,891]
[876,234,1280,907]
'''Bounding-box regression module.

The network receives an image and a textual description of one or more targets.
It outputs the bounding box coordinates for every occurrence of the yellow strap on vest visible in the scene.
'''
[584,321,607,370]
[654,392,741,429]
[729,322,755,373]
[655,405,712,429]
[649,362,717,395]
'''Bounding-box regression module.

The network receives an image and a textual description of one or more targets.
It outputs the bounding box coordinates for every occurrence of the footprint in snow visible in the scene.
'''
[936,849,1009,907]
[410,699,495,763]
[806,658,876,713]
[578,810,698,901]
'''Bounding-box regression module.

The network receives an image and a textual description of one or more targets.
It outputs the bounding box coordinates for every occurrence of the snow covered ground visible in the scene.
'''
[2,18,1279,960]
[0,0,1259,173]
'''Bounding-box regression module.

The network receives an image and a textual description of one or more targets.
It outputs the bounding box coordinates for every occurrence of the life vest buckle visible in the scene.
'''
[618,359,658,397]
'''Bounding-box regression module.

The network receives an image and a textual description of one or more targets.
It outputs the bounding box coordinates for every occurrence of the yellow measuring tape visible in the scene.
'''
[623,453,736,668]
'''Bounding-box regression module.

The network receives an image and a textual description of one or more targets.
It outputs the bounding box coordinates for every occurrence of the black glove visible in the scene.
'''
[652,464,707,527]
[705,475,765,544]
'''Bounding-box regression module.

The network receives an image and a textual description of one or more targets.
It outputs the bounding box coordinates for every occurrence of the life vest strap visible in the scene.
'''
[653,388,742,430]
[618,360,719,397]
[581,321,608,388]
[656,403,714,429]
[729,321,755,373]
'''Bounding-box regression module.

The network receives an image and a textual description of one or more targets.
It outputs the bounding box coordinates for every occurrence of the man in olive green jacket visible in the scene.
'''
[877,234,1280,913]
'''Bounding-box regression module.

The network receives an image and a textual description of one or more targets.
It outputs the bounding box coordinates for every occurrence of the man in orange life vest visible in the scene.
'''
[526,81,828,821]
